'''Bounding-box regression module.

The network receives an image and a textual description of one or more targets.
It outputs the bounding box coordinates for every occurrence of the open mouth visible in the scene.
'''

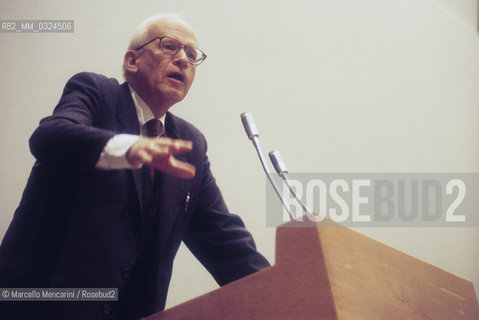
[167,72,184,83]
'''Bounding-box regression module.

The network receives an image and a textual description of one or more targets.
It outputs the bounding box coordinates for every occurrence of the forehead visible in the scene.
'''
[148,19,198,46]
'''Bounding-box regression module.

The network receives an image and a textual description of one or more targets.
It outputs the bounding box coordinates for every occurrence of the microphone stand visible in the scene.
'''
[241,112,294,220]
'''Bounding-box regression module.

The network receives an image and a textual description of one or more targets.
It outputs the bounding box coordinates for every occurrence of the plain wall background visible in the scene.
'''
[1,0,478,309]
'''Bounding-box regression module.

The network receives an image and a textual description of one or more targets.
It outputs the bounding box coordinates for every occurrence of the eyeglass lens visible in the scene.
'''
[161,37,201,63]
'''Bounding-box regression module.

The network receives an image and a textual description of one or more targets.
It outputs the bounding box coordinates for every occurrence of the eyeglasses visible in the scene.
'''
[135,36,207,66]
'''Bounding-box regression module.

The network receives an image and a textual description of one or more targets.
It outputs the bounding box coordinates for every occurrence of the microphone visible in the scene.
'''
[269,150,311,215]
[240,112,259,140]
[240,112,294,220]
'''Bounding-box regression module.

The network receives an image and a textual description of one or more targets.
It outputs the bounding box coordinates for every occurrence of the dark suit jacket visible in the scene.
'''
[0,72,270,320]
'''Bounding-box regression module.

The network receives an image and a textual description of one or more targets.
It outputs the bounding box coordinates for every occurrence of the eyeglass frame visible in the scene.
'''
[134,36,207,66]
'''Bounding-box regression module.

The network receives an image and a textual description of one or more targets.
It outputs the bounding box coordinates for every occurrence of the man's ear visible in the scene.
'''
[124,50,139,74]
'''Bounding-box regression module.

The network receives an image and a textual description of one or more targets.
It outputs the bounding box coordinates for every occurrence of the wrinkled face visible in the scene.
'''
[129,20,198,110]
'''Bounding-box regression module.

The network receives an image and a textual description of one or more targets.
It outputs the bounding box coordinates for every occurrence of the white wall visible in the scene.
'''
[1,0,478,308]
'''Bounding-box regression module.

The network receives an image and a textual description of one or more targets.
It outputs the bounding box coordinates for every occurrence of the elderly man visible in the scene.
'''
[0,14,269,320]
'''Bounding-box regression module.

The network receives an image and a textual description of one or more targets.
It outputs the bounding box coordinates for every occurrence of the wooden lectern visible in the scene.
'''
[143,219,479,319]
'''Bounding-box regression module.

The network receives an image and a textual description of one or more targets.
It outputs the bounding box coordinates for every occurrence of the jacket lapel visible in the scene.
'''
[118,82,141,135]
[117,82,144,213]
[155,113,190,249]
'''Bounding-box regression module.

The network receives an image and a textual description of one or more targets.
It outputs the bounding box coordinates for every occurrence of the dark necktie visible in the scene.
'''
[145,118,165,137]
[124,119,165,320]
[144,119,165,180]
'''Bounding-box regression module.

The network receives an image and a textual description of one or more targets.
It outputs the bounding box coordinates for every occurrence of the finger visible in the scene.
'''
[150,138,193,154]
[126,145,153,166]
[149,155,195,179]
[147,141,163,153]
[170,140,193,154]
[137,149,153,164]
[166,158,196,179]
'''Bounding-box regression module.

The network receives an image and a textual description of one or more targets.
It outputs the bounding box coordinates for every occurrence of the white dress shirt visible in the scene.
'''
[95,85,166,169]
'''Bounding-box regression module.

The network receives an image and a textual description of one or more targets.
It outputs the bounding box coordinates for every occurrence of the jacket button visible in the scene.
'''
[121,267,129,280]
[103,303,110,314]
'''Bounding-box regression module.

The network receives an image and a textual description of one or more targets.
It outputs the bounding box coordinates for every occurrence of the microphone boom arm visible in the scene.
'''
[241,112,295,220]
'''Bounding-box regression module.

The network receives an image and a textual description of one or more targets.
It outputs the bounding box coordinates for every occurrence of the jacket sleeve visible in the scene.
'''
[182,135,270,286]
[29,72,118,172]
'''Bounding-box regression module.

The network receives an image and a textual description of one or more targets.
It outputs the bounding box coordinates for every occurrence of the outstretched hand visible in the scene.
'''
[126,137,195,179]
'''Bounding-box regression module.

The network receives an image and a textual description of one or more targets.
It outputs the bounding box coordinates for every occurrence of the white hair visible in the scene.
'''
[123,14,193,79]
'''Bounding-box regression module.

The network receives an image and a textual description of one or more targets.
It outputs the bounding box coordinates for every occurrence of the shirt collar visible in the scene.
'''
[128,84,166,136]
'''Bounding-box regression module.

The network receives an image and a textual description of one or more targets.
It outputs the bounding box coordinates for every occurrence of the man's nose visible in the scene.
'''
[173,48,189,68]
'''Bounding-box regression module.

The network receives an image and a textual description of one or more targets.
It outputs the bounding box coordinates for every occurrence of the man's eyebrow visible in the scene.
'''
[161,34,198,46]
